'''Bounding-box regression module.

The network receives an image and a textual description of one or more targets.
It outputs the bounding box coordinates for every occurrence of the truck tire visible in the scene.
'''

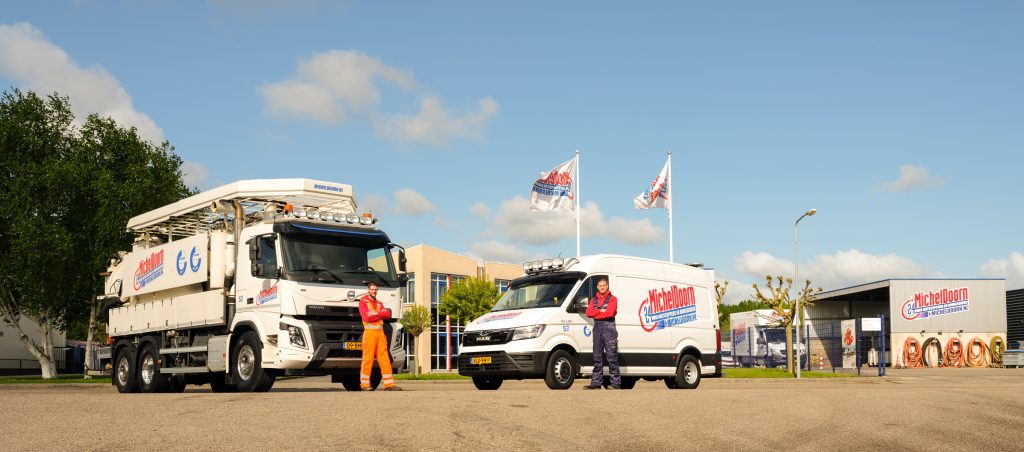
[544,350,576,390]
[231,331,276,392]
[167,377,187,393]
[472,376,503,390]
[337,373,382,391]
[665,355,701,390]
[114,346,139,394]
[137,343,170,393]
[208,375,238,393]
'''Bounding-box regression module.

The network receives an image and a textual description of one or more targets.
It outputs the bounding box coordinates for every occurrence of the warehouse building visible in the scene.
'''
[805,279,1007,369]
[1007,288,1024,349]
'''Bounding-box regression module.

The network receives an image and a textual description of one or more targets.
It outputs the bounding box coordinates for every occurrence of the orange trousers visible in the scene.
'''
[360,328,395,389]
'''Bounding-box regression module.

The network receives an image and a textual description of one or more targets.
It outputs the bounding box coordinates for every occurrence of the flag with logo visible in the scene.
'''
[531,157,577,212]
[633,158,670,209]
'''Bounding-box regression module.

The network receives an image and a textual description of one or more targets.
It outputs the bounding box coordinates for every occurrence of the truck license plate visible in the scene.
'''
[343,342,362,351]
[471,356,492,365]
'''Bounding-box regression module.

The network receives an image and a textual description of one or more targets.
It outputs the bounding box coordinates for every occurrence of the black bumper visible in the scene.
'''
[458,351,548,378]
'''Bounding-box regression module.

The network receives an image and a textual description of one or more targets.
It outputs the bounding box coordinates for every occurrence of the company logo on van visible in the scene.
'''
[639,285,698,332]
[901,287,969,321]
[256,286,278,305]
[478,312,522,324]
[133,250,165,291]
[733,322,747,343]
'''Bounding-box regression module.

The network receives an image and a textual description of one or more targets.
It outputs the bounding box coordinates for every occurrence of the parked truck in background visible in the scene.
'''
[730,309,805,368]
[99,179,407,393]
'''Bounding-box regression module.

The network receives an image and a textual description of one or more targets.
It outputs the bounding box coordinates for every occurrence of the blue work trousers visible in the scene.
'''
[591,320,621,386]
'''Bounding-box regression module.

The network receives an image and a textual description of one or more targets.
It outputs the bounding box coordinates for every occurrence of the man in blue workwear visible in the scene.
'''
[584,277,621,390]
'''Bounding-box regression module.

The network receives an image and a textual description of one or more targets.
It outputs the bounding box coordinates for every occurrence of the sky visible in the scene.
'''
[2,1,1022,301]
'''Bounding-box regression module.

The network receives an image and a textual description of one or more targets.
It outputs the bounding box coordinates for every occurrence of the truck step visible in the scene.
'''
[159,346,207,354]
[159,366,209,374]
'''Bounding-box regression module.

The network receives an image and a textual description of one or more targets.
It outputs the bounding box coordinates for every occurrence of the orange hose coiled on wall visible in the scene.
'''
[944,337,964,368]
[965,338,989,368]
[903,337,924,368]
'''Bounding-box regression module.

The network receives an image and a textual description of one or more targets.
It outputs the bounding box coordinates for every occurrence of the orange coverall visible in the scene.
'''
[359,295,395,389]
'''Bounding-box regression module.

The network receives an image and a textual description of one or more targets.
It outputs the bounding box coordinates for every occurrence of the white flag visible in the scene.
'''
[634,159,670,209]
[531,157,576,212]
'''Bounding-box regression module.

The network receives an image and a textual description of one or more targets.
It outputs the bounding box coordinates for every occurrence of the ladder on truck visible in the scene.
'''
[127,179,359,238]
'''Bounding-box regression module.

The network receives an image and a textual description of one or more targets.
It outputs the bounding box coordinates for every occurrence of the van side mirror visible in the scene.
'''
[576,298,589,314]
[398,250,407,272]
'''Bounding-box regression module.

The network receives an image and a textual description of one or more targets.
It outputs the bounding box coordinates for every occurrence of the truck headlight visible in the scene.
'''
[287,325,307,349]
[511,325,545,341]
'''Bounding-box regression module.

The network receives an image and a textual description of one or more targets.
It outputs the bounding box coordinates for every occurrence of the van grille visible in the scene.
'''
[462,329,512,346]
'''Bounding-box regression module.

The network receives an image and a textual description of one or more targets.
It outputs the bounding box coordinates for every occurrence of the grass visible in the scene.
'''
[0,375,112,384]
[394,373,471,381]
[723,368,856,379]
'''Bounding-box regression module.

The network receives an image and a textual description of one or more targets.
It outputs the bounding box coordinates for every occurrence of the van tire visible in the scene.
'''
[666,355,701,390]
[619,377,638,389]
[544,350,577,390]
[231,331,276,392]
[472,376,503,390]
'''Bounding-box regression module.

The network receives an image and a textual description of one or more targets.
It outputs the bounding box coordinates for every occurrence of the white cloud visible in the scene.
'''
[470,202,491,220]
[393,188,436,217]
[878,164,945,192]
[980,252,1024,290]
[433,216,456,230]
[735,249,940,291]
[492,196,607,246]
[469,241,535,264]
[710,274,758,305]
[607,217,665,246]
[360,193,390,214]
[258,49,498,147]
[181,161,209,189]
[0,23,164,143]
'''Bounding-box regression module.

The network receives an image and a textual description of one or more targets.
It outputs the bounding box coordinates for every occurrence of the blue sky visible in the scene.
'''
[2,1,1022,299]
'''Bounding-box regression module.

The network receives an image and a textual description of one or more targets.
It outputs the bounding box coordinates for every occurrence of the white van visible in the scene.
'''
[458,254,721,390]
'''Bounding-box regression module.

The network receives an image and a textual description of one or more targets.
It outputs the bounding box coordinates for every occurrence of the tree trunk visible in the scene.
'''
[412,335,420,376]
[785,322,795,375]
[83,299,98,379]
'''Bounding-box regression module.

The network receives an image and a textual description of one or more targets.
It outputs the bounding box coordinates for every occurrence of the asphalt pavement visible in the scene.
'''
[0,368,1022,451]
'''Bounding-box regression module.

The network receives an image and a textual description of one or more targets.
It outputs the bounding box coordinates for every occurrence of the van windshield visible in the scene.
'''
[491,279,576,312]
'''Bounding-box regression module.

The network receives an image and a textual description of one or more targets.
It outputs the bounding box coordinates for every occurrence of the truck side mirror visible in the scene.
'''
[398,250,407,272]
[398,273,409,288]
[251,262,264,277]
[248,239,260,261]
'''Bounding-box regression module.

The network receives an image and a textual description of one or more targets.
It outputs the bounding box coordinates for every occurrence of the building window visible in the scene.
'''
[430,272,466,371]
[402,273,416,305]
[496,279,511,294]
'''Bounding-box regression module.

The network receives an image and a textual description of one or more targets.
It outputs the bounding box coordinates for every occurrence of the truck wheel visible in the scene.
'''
[137,343,170,393]
[544,350,576,390]
[231,331,276,392]
[208,375,238,393]
[114,346,139,393]
[665,355,701,390]
[167,377,187,393]
[336,372,382,391]
[472,376,503,390]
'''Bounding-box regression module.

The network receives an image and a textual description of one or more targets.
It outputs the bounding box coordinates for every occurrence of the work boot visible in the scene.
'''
[380,386,402,391]
[583,384,602,390]
[360,386,373,391]
[608,384,622,390]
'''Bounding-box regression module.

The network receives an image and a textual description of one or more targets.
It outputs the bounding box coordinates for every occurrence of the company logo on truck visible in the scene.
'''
[639,285,698,332]
[175,246,202,276]
[256,286,278,305]
[133,250,165,291]
[733,322,747,343]
[901,287,969,321]
[313,184,343,193]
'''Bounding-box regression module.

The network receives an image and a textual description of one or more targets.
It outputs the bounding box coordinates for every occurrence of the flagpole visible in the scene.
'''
[575,149,581,258]
[667,150,673,263]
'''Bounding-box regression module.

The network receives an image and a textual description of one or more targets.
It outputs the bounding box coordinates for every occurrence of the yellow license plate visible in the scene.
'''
[343,342,362,351]
[471,356,492,365]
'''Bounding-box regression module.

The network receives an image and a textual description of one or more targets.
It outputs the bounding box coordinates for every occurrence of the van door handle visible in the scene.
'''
[247,298,253,304]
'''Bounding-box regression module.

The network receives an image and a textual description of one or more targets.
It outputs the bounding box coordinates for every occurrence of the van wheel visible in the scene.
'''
[231,331,276,392]
[544,350,577,390]
[137,343,170,393]
[642,376,659,382]
[472,376,503,390]
[666,355,701,390]
[619,377,638,389]
[114,346,139,393]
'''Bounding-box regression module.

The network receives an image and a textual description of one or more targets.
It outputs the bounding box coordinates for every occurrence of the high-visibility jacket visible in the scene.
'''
[359,295,395,389]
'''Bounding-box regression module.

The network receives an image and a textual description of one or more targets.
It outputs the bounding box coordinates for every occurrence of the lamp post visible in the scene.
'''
[794,208,816,379]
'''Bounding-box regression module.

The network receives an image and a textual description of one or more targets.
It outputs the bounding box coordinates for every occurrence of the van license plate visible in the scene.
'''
[343,342,362,351]
[471,356,492,365]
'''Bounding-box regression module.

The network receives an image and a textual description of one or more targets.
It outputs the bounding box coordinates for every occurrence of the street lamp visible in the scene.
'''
[794,208,816,379]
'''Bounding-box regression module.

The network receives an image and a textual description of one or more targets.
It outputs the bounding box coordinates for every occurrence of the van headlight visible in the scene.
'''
[287,325,307,349]
[511,325,545,341]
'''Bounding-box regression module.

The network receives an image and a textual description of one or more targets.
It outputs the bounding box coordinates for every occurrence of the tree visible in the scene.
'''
[0,89,190,378]
[714,280,729,328]
[399,305,432,375]
[439,275,501,325]
[751,275,822,375]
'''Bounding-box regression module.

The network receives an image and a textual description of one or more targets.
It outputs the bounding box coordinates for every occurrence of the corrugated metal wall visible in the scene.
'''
[889,280,1007,334]
[1008,289,1024,349]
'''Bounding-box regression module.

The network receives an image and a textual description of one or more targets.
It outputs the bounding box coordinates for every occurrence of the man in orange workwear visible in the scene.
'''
[359,281,400,391]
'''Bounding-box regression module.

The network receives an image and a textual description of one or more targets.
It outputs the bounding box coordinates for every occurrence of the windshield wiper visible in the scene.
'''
[344,269,391,287]
[305,265,345,284]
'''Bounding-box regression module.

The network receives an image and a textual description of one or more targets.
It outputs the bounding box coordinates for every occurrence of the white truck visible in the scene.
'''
[100,179,407,393]
[730,310,804,368]
[458,255,722,390]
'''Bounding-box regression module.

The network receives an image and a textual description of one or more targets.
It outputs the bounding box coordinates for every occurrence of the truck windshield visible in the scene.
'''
[763,329,787,343]
[491,279,576,312]
[280,233,398,287]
